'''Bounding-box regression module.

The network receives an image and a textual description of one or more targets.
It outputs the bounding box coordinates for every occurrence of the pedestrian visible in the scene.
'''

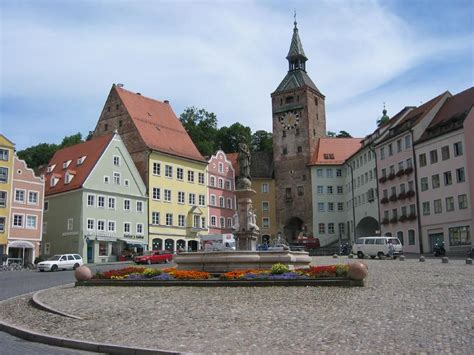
[388,242,395,258]
[2,253,8,266]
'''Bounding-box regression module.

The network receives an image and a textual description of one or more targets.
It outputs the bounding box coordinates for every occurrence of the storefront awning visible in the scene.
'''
[8,240,35,249]
[124,240,147,246]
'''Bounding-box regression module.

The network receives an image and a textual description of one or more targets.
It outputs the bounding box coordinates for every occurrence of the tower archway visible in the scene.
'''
[356,217,379,239]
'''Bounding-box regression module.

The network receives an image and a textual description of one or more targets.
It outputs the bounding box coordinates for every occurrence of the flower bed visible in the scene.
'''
[93,267,210,281]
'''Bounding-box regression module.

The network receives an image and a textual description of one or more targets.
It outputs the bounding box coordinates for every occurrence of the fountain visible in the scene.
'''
[174,144,311,272]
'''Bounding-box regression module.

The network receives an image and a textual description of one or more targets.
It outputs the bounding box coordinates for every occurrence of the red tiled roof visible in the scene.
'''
[310,138,363,165]
[427,87,474,128]
[115,86,206,163]
[393,91,447,128]
[45,134,113,196]
[226,152,240,176]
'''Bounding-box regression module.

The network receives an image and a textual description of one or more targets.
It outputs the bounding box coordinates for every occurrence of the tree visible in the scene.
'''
[327,131,336,137]
[60,132,83,147]
[336,130,352,138]
[217,122,252,153]
[251,130,273,152]
[179,107,219,157]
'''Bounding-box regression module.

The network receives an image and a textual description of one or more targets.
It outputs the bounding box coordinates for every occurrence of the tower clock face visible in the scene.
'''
[278,111,300,130]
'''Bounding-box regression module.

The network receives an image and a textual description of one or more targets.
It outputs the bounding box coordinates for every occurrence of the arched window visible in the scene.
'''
[219,196,225,208]
[211,216,217,226]
[210,176,215,187]
[220,217,225,228]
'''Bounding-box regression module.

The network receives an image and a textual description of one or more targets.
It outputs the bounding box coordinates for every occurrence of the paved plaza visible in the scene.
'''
[0,256,473,353]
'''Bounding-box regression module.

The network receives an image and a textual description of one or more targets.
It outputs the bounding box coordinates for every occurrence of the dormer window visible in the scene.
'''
[46,164,56,173]
[50,176,59,187]
[77,156,86,165]
[323,153,335,160]
[64,171,75,184]
[63,160,71,169]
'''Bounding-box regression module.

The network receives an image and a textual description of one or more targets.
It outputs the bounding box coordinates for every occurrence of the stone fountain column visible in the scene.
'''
[234,177,259,251]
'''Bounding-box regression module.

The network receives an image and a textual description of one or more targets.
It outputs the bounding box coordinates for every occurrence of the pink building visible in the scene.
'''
[375,91,449,253]
[207,150,236,234]
[8,156,45,264]
[415,88,474,254]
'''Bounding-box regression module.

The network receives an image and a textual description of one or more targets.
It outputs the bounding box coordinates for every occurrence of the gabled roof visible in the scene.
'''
[114,86,206,163]
[44,134,113,196]
[418,87,474,142]
[273,70,322,95]
[310,138,363,166]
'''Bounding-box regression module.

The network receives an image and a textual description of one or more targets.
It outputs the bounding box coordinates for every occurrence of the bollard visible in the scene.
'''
[348,254,354,259]
[399,255,405,261]
[419,255,425,262]
[465,258,472,265]
[333,254,339,258]
[442,257,449,264]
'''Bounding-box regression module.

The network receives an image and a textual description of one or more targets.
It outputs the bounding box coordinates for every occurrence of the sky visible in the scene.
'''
[1,0,473,151]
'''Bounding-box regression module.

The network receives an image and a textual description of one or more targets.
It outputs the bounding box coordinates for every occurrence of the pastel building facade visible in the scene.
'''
[43,133,148,263]
[207,150,235,235]
[8,156,44,264]
[0,135,15,256]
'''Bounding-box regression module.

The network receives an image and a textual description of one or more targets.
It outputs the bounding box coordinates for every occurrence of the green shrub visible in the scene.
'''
[143,268,162,278]
[271,263,289,275]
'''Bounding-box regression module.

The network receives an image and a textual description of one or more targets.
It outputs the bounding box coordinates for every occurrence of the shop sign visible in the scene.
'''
[122,234,145,240]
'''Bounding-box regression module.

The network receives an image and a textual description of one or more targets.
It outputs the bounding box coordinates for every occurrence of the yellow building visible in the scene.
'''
[0,135,15,256]
[148,152,208,252]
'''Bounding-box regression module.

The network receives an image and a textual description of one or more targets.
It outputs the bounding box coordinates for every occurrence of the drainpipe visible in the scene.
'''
[410,129,424,254]
[345,162,356,244]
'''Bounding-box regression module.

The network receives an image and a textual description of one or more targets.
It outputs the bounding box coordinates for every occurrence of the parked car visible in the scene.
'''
[352,236,403,259]
[37,254,84,272]
[134,250,173,265]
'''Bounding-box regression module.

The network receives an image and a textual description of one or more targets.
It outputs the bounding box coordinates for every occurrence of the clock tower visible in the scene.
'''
[271,19,326,242]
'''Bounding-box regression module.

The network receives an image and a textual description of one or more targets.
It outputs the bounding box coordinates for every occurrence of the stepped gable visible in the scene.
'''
[418,87,474,142]
[115,86,206,163]
[44,134,113,196]
[310,138,363,165]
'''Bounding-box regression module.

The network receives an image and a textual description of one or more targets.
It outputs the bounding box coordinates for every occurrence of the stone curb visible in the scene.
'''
[76,278,366,287]
[31,284,84,320]
[0,290,180,355]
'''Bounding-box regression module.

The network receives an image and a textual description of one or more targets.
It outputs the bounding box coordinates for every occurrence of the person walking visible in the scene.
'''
[388,242,395,259]
[2,253,8,266]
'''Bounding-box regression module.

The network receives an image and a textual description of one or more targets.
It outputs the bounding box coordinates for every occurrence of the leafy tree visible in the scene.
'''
[179,107,219,156]
[327,131,336,137]
[251,130,273,152]
[60,132,83,147]
[217,122,252,153]
[336,130,352,138]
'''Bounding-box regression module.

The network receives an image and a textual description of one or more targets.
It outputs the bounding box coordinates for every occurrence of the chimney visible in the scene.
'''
[116,83,124,88]
[164,100,169,104]
[136,92,141,96]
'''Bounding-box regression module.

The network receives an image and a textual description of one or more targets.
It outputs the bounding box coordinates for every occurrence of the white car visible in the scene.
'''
[38,254,84,272]
[352,237,403,259]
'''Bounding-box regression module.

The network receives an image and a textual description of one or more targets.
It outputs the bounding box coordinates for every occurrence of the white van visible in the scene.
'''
[352,236,403,259]
[201,234,236,251]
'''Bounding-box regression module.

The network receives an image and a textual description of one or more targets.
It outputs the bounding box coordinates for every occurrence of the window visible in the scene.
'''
[178,215,185,227]
[225,180,231,190]
[165,165,173,178]
[0,167,8,183]
[226,198,232,209]
[136,223,144,234]
[104,176,110,184]
[187,170,194,182]
[327,186,333,194]
[285,187,292,200]
[422,202,430,215]
[401,206,407,217]
[338,223,345,235]
[210,176,216,187]
[326,169,333,178]
[153,162,161,176]
[219,196,225,208]
[419,153,427,167]
[152,212,160,225]
[318,223,325,234]
[408,230,415,245]
[178,191,185,204]
[261,183,269,193]
[444,171,452,186]
[67,218,73,231]
[449,226,470,246]
[399,183,406,193]
[431,174,440,189]
[218,178,224,189]
[406,158,413,168]
[15,189,25,203]
[458,194,468,209]
[152,187,161,200]
[297,186,304,196]
[316,169,323,177]
[453,141,463,156]
[87,194,95,207]
[108,220,116,232]
[317,185,323,194]
[456,168,465,183]
[445,197,454,212]
[405,135,411,149]
[262,201,269,212]
[211,216,217,226]
[124,222,131,233]
[297,146,303,153]
[0,149,9,161]
[380,147,385,160]
[28,191,38,204]
[388,143,393,156]
[210,195,216,206]
[188,193,196,205]
[0,191,6,208]
[87,219,94,231]
[218,162,224,173]
[136,201,143,212]
[123,199,130,211]
[434,199,442,214]
[227,218,233,228]
[113,156,120,167]
[336,169,342,177]
[441,146,450,160]
[113,172,120,185]
[328,202,334,212]
[62,160,71,169]
[420,177,429,191]
[408,181,414,191]
[108,197,115,209]
[410,204,416,216]
[220,217,225,228]
[99,242,107,256]
[317,202,325,212]
[381,168,387,178]
[397,139,402,152]
[164,189,172,202]
[98,196,105,208]
[198,172,205,185]
[26,215,37,229]
[262,218,270,228]
[177,167,183,180]
[392,208,398,219]
[199,195,206,206]
[338,202,344,211]
[337,186,343,194]
[282,148,287,155]
[429,150,438,164]
[97,220,105,231]
[166,213,173,226]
